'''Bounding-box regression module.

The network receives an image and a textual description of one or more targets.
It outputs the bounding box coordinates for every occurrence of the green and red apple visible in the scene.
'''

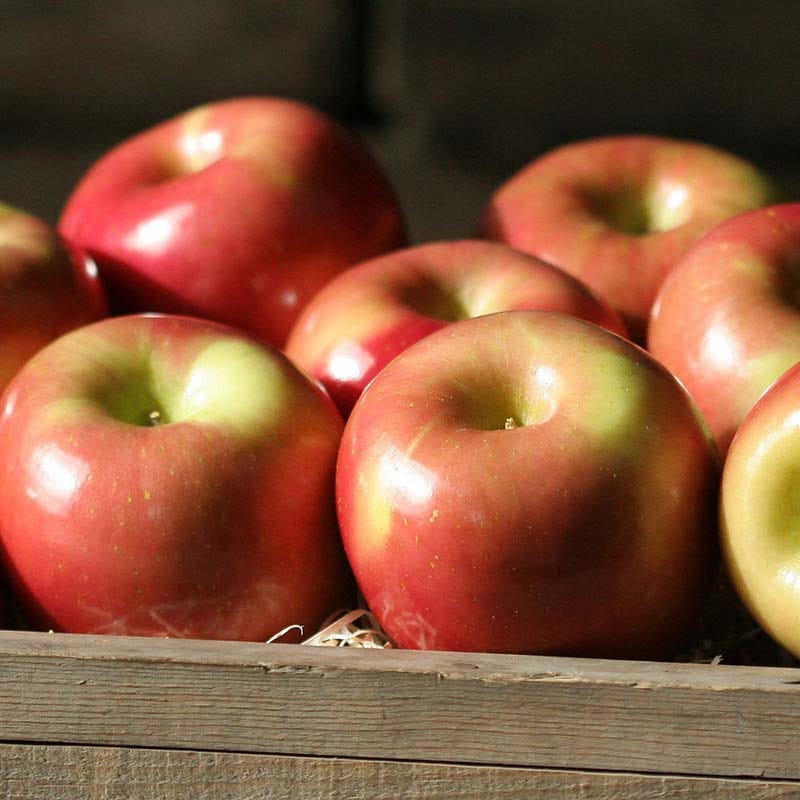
[0,314,352,640]
[480,135,776,340]
[286,239,627,416]
[720,360,800,659]
[649,203,800,456]
[337,310,720,659]
[0,202,106,394]
[59,96,407,348]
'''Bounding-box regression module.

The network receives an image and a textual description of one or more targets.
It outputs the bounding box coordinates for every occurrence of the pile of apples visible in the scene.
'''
[1,96,798,662]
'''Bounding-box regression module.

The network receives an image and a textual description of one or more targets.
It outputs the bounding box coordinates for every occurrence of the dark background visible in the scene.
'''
[2,1,799,242]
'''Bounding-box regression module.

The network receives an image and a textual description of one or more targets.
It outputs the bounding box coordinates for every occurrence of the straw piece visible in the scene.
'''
[302,608,393,648]
[265,624,304,644]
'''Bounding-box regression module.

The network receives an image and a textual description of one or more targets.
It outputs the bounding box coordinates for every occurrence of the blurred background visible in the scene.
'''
[2,0,799,242]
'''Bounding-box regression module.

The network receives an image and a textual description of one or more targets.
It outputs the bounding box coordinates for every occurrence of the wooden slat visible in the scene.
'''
[0,630,799,780]
[0,743,798,800]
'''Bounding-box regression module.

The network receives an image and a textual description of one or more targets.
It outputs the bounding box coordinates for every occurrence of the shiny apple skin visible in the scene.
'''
[59,97,407,348]
[0,203,107,393]
[0,314,352,640]
[480,135,776,341]
[720,361,800,659]
[337,310,719,659]
[286,239,628,416]
[649,203,800,457]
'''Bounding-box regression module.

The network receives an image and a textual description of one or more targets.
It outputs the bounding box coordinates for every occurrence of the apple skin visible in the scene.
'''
[479,135,776,341]
[0,202,107,394]
[58,96,407,348]
[649,203,800,457]
[0,314,353,640]
[286,239,628,416]
[336,310,719,659]
[720,360,800,659]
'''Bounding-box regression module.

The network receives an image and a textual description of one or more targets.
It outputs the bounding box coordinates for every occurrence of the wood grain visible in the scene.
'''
[0,630,799,780]
[0,743,798,800]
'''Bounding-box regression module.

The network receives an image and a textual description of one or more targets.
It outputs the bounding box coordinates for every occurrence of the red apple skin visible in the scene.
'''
[0,203,107,393]
[720,361,800,659]
[337,310,719,659]
[286,239,628,416]
[649,203,800,457]
[480,135,776,341]
[58,96,407,348]
[0,314,352,640]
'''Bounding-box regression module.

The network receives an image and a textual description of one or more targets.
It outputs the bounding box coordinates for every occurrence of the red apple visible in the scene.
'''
[479,135,776,341]
[0,202,106,393]
[337,310,719,659]
[286,239,627,416]
[58,96,406,348]
[649,203,800,457]
[0,314,352,640]
[720,360,800,659]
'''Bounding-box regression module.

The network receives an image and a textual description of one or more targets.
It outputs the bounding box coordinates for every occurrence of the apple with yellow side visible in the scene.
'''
[649,203,800,456]
[480,135,776,340]
[286,239,627,415]
[0,314,352,640]
[337,310,719,658]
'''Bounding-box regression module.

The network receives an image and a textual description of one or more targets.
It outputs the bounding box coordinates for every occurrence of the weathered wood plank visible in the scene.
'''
[0,630,798,780]
[0,743,797,800]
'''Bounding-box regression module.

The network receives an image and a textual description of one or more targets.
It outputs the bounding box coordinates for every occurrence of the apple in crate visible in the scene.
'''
[59,96,406,348]
[337,310,719,658]
[0,202,106,393]
[286,239,627,416]
[0,314,352,640]
[480,135,775,340]
[720,360,800,659]
[649,203,800,456]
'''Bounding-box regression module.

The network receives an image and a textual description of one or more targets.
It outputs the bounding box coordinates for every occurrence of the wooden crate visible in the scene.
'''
[1,629,799,798]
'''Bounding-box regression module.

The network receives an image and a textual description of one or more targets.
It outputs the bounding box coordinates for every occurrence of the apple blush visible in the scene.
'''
[286,239,627,416]
[0,314,353,641]
[480,135,776,341]
[337,310,720,659]
[59,96,407,348]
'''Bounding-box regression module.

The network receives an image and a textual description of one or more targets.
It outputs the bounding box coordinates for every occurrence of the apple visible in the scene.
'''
[0,313,352,640]
[58,96,407,348]
[0,202,107,394]
[720,360,800,659]
[479,135,776,341]
[337,310,719,659]
[286,239,628,416]
[649,203,800,457]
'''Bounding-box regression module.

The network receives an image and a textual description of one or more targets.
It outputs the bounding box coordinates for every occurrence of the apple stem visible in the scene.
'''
[148,410,163,426]
[505,417,517,430]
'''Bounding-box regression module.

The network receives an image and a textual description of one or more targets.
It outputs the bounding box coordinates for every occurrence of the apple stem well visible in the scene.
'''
[86,366,174,428]
[583,183,691,235]
[400,278,469,322]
